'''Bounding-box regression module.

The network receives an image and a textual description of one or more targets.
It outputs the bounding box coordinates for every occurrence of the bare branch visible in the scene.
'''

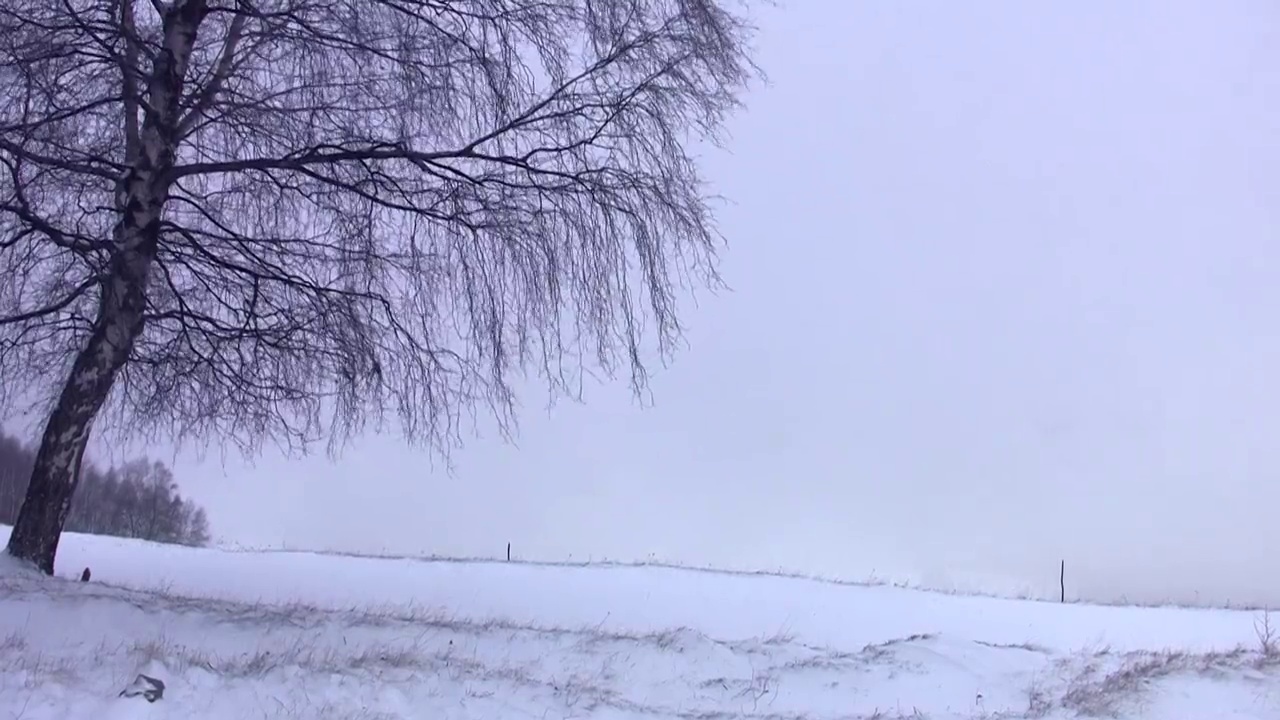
[119,0,144,162]
[176,0,247,138]
[0,275,98,327]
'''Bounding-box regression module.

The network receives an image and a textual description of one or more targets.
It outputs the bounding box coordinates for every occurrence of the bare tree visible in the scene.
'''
[0,0,760,573]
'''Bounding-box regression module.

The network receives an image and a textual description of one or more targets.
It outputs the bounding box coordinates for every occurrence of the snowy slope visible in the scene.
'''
[2,528,1279,719]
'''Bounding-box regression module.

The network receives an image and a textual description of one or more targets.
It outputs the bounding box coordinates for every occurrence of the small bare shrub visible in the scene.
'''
[1255,608,1278,662]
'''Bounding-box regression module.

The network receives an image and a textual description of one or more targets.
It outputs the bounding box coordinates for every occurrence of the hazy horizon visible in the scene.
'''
[10,1,1280,609]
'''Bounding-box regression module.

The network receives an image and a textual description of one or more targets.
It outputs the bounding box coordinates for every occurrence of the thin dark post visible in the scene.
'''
[507,542,511,562]
[1059,560,1065,603]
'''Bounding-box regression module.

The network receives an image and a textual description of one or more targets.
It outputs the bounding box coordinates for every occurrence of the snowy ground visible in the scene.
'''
[2,528,1279,719]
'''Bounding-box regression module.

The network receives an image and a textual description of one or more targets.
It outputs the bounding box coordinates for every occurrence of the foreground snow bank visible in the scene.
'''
[1,528,1278,719]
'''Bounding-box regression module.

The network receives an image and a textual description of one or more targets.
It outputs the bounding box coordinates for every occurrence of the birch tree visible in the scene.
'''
[0,0,760,573]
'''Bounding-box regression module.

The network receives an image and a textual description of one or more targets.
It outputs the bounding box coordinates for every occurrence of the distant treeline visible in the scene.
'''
[0,432,210,547]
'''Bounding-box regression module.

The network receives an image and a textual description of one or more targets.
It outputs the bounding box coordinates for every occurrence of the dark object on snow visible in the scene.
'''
[81,567,91,582]
[119,674,165,703]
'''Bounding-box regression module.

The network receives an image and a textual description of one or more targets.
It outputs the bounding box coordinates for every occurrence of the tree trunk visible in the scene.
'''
[5,259,152,574]
[4,0,209,574]
[4,420,93,575]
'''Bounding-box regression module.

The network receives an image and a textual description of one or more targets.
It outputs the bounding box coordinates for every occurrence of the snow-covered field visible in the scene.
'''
[2,528,1279,719]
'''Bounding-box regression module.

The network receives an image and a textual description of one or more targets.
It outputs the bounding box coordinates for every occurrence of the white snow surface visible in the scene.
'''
[2,528,1279,719]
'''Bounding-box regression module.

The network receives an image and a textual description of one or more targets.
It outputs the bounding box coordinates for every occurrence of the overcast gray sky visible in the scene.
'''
[173,1,1280,607]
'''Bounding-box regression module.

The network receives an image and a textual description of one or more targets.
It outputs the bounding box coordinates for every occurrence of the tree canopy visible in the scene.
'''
[0,0,761,573]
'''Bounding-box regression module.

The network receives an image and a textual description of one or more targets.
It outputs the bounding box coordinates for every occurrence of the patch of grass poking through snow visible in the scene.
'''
[1017,614,1280,718]
[127,634,453,679]
[782,632,938,673]
[1035,645,1264,718]
[0,631,27,654]
[0,630,82,686]
[974,639,1050,654]
[7,570,775,662]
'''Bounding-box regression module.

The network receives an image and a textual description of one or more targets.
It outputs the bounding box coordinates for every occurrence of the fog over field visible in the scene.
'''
[92,2,1280,608]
